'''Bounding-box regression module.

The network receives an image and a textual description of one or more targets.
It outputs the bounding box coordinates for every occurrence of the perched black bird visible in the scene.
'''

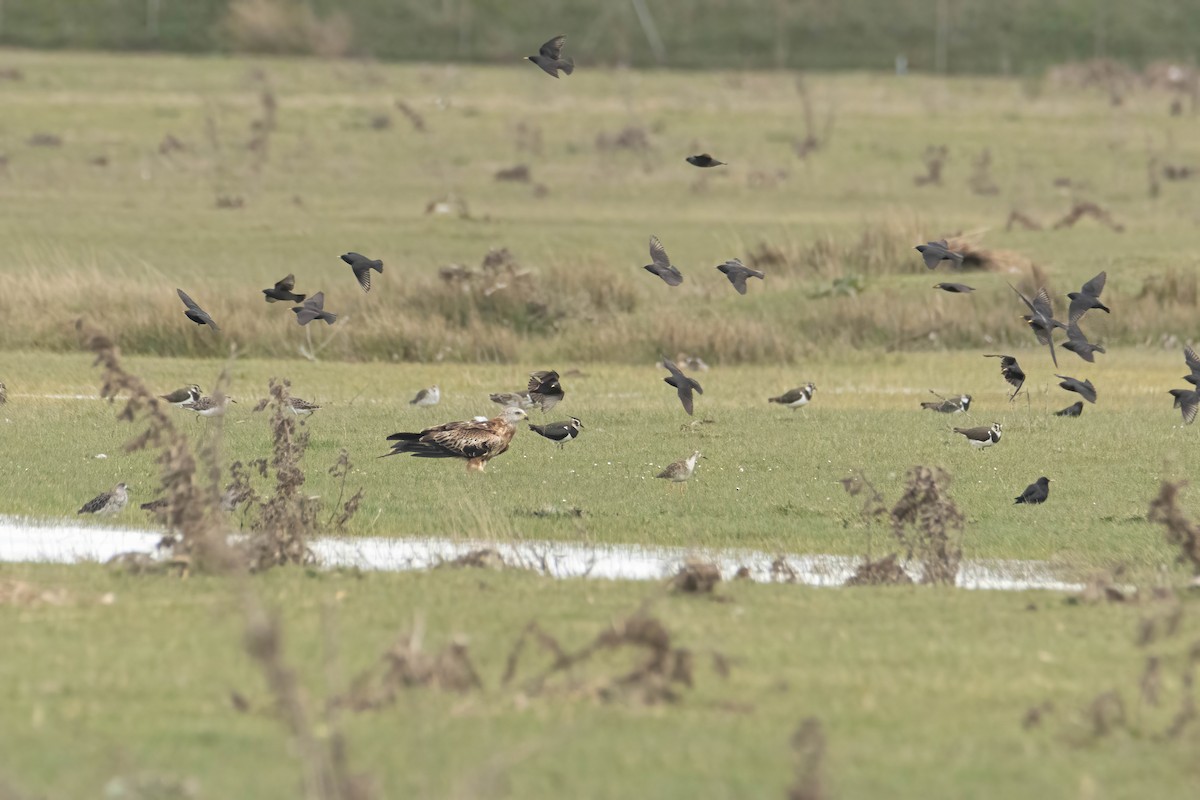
[1067,271,1110,324]
[1055,401,1084,417]
[716,258,764,295]
[934,282,974,293]
[686,154,725,168]
[341,252,383,293]
[661,358,703,416]
[529,417,584,449]
[263,274,305,304]
[983,354,1026,401]
[1014,476,1051,505]
[1062,321,1105,363]
[1169,388,1199,424]
[292,292,337,325]
[177,289,219,332]
[1056,374,1097,404]
[921,391,971,413]
[644,235,683,286]
[1011,285,1066,367]
[525,35,574,78]
[527,370,565,412]
[915,240,964,270]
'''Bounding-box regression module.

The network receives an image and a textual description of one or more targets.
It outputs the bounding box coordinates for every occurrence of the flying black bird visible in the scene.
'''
[1055,401,1083,417]
[983,354,1026,401]
[921,391,971,413]
[525,35,574,78]
[644,235,683,286]
[686,154,725,168]
[1169,388,1200,424]
[716,258,764,295]
[529,417,584,449]
[177,289,219,332]
[341,252,383,293]
[292,292,337,325]
[1182,346,1200,387]
[1011,285,1066,367]
[915,240,964,270]
[527,370,565,412]
[263,274,305,304]
[1056,374,1097,404]
[1062,321,1106,363]
[1067,271,1110,324]
[662,358,703,416]
[934,282,974,293]
[1014,476,1051,505]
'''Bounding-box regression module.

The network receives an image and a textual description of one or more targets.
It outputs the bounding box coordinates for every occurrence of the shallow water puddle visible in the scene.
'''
[0,515,1082,592]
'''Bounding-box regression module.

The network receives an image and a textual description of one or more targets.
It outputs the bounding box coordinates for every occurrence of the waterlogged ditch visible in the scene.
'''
[0,515,1084,592]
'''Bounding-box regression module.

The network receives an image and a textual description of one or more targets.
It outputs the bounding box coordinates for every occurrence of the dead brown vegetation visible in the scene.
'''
[669,561,722,594]
[224,0,353,57]
[1052,201,1125,232]
[914,145,948,186]
[1148,481,1200,575]
[786,718,828,800]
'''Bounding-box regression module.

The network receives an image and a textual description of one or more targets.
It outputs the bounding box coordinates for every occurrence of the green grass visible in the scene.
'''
[2,564,1198,799]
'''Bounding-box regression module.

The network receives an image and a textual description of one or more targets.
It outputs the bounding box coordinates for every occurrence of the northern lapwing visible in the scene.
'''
[644,235,684,286]
[1014,477,1051,505]
[383,407,527,472]
[1067,271,1110,323]
[934,282,974,293]
[716,258,764,295]
[160,384,201,407]
[657,450,703,489]
[263,274,305,304]
[78,482,128,515]
[341,252,383,293]
[921,391,971,413]
[1055,401,1083,417]
[953,422,1003,449]
[409,385,440,407]
[527,370,564,411]
[182,394,236,417]
[1062,321,1105,363]
[525,35,574,78]
[529,417,584,449]
[984,354,1026,401]
[915,240,964,270]
[769,383,816,410]
[177,289,219,332]
[1011,285,1066,367]
[1056,374,1097,404]
[292,292,337,325]
[686,154,725,168]
[662,358,703,415]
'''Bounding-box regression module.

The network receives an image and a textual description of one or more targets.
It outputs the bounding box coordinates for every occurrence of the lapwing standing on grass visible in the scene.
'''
[263,274,305,303]
[77,483,128,516]
[984,354,1026,401]
[662,358,703,416]
[716,258,764,295]
[921,391,971,413]
[1011,285,1067,367]
[529,417,584,449]
[341,252,383,293]
[489,391,534,410]
[159,384,201,407]
[644,235,684,286]
[527,371,565,412]
[953,422,1003,449]
[933,282,974,293]
[1063,322,1105,363]
[525,35,574,78]
[182,395,236,417]
[769,383,816,410]
[1014,477,1052,505]
[292,292,337,325]
[686,154,725,168]
[409,385,440,407]
[177,289,219,332]
[1056,374,1097,404]
[1055,401,1084,417]
[915,240,964,270]
[657,451,703,488]
[1067,271,1110,323]
[287,397,320,417]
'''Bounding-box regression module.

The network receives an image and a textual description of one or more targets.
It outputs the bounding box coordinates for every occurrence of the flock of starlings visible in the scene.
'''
[61,36,1197,517]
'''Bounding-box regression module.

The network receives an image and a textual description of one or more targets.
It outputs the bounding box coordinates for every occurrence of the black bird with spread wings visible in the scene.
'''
[716,259,764,295]
[933,282,974,293]
[915,240,964,270]
[383,407,527,471]
[1182,345,1200,387]
[1062,321,1106,363]
[983,354,1026,401]
[525,35,574,78]
[292,292,337,325]
[1067,271,1110,323]
[263,274,305,304]
[1168,346,1200,424]
[644,235,683,286]
[1056,374,1097,404]
[177,289,219,332]
[662,358,703,416]
[1011,284,1067,367]
[527,370,565,412]
[686,154,725,168]
[341,252,383,293]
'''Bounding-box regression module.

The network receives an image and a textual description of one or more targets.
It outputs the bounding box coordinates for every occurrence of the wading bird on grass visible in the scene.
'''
[78,483,128,515]
[769,383,816,410]
[657,451,703,489]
